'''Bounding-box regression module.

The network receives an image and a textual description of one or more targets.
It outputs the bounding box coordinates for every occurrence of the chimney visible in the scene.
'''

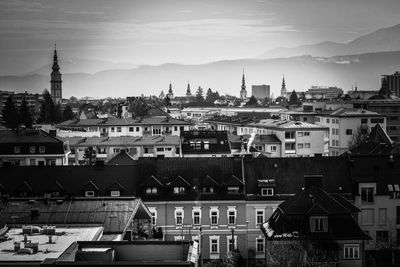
[49,130,57,137]
[304,175,323,189]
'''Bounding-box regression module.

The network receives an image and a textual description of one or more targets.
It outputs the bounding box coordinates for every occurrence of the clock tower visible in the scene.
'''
[50,44,62,104]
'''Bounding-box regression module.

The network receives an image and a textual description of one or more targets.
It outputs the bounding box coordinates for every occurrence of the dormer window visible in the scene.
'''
[310,216,328,232]
[39,146,45,153]
[361,187,374,203]
[14,146,20,154]
[202,186,214,193]
[174,187,185,194]
[227,186,240,194]
[85,190,95,197]
[110,190,120,197]
[261,188,274,196]
[145,187,158,194]
[29,146,35,153]
[388,184,400,199]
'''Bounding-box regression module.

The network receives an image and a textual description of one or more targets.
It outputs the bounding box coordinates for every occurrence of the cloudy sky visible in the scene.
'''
[0,0,399,74]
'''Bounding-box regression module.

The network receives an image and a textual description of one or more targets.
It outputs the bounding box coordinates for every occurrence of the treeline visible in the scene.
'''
[1,89,75,129]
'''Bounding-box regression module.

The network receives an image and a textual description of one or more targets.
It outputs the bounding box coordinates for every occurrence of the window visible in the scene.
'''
[149,207,157,226]
[173,187,185,194]
[110,190,120,197]
[227,186,240,194]
[29,146,35,153]
[153,128,162,135]
[261,188,274,196]
[378,208,387,225]
[117,127,122,132]
[145,187,158,194]
[227,207,236,225]
[256,210,265,226]
[39,146,45,153]
[175,208,184,225]
[210,236,219,254]
[204,141,210,150]
[304,132,310,136]
[14,146,20,154]
[361,209,374,225]
[346,129,352,135]
[113,148,120,154]
[193,208,201,225]
[144,147,149,154]
[210,208,219,225]
[156,147,164,152]
[298,143,304,149]
[174,126,178,131]
[361,187,374,203]
[327,118,330,123]
[310,216,327,232]
[315,117,321,122]
[136,127,140,132]
[227,236,238,252]
[376,231,389,243]
[305,143,310,148]
[85,191,95,197]
[256,238,265,253]
[129,127,134,132]
[298,132,304,137]
[285,132,295,139]
[111,127,115,132]
[202,186,214,193]
[361,118,368,124]
[270,146,277,152]
[29,159,35,166]
[285,143,295,151]
[344,244,359,259]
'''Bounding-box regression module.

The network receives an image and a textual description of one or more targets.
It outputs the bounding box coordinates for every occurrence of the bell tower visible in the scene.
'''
[240,69,247,100]
[50,44,62,104]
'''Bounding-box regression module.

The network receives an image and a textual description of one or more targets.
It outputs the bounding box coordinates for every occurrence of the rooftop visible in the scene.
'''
[0,129,64,144]
[62,135,180,147]
[0,226,102,262]
[317,107,384,118]
[248,119,327,130]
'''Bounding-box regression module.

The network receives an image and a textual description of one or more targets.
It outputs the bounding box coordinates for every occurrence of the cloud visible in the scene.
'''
[0,0,50,13]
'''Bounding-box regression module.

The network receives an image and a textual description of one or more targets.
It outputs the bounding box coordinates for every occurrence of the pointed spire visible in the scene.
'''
[186,82,191,96]
[241,69,246,90]
[168,83,173,93]
[52,43,60,71]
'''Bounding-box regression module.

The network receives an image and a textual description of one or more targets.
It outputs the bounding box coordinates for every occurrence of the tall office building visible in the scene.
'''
[251,84,270,99]
[382,72,400,97]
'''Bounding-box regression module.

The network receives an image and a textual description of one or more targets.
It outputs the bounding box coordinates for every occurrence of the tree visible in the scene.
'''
[83,147,97,166]
[164,95,171,107]
[349,126,369,149]
[39,89,55,124]
[196,87,204,102]
[245,96,258,106]
[18,98,33,128]
[289,90,300,105]
[62,105,75,121]
[261,97,271,106]
[1,96,19,129]
[53,103,63,123]
[128,97,151,118]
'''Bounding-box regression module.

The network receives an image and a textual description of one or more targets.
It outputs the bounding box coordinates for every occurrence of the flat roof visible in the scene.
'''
[0,226,102,261]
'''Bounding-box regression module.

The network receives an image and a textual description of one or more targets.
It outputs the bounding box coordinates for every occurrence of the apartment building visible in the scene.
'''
[56,116,192,138]
[315,108,386,156]
[0,129,69,166]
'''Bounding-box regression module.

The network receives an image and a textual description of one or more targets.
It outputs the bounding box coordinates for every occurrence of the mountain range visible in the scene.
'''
[0,23,400,98]
[260,24,400,59]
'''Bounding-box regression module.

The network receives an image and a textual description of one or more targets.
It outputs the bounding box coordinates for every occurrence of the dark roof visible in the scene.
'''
[0,197,147,234]
[0,129,64,144]
[349,155,400,195]
[0,165,138,197]
[261,183,370,241]
[245,157,354,200]
[205,115,259,126]
[107,150,136,165]
[181,131,231,155]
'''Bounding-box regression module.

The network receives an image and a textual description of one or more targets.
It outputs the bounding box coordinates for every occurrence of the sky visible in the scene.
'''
[1,0,400,72]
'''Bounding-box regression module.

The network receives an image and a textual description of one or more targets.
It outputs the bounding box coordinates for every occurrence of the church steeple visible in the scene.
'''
[240,69,247,100]
[186,82,191,96]
[280,75,287,98]
[50,44,62,104]
[167,83,174,98]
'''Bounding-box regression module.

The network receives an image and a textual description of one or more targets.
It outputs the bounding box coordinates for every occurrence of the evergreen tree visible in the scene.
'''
[62,105,75,121]
[164,95,171,107]
[206,88,213,102]
[18,98,33,128]
[289,90,300,105]
[83,147,97,166]
[53,103,63,123]
[1,96,19,129]
[245,96,258,106]
[128,97,150,118]
[39,89,55,124]
[196,87,204,102]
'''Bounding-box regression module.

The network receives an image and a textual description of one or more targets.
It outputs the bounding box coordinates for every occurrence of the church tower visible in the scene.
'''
[50,45,62,104]
[167,83,174,98]
[280,75,287,98]
[186,82,192,96]
[240,70,247,100]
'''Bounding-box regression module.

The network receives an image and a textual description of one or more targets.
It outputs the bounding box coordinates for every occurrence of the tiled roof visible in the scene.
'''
[0,129,64,144]
[57,116,191,128]
[248,119,327,130]
[107,150,136,165]
[228,134,281,145]
[61,136,180,147]
[316,108,383,118]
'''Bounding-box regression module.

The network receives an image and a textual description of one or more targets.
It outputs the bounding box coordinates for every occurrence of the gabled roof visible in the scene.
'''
[107,150,135,165]
[0,129,64,144]
[83,180,99,191]
[107,181,125,192]
[171,176,191,187]
[227,175,244,186]
[201,175,219,187]
[140,175,163,187]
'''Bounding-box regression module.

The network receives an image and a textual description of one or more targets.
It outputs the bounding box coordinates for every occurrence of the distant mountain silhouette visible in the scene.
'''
[260,24,400,58]
[1,51,400,98]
